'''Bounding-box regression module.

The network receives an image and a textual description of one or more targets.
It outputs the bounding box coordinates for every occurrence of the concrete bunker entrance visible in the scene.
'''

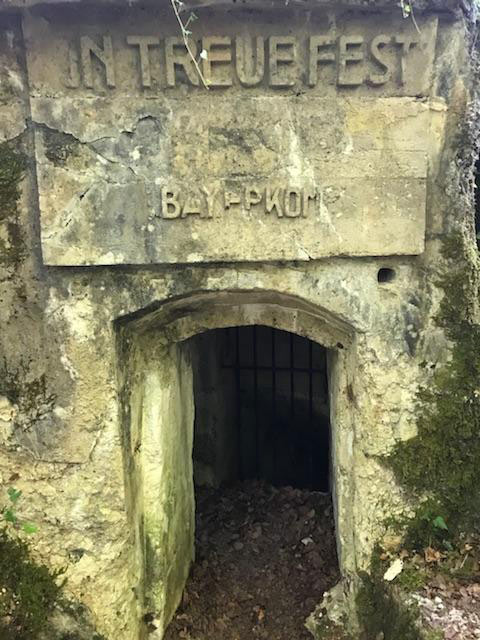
[161,326,337,638]
[119,291,355,638]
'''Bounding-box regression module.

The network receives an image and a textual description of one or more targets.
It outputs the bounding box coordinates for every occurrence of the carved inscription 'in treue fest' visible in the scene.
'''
[25,10,435,264]
[160,185,318,219]
[66,33,419,89]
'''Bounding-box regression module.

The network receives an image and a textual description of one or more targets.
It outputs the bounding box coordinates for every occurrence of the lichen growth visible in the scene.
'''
[309,617,353,640]
[0,362,55,441]
[42,128,79,167]
[385,232,480,545]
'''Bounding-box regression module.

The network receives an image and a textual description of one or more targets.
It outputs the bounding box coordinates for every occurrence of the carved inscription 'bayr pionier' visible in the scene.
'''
[66,34,419,89]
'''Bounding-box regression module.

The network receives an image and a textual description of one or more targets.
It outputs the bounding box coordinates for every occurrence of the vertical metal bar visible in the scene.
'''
[235,327,243,481]
[271,328,277,483]
[253,326,259,478]
[323,356,330,493]
[308,340,314,489]
[290,332,295,419]
[309,341,313,424]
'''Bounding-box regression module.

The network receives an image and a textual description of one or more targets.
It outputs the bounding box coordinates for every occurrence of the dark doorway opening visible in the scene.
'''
[191,326,331,492]
[164,326,338,640]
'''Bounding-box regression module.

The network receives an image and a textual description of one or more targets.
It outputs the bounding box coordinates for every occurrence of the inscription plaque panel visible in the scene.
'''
[24,6,439,265]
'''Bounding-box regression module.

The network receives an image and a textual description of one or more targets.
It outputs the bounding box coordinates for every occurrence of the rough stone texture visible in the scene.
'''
[0,0,472,15]
[0,1,478,639]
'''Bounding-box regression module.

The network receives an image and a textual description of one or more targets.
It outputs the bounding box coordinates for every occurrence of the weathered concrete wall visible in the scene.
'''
[0,0,479,638]
[125,337,195,636]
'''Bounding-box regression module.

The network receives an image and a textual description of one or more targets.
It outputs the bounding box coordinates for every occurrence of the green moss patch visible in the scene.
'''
[356,572,420,640]
[0,141,25,222]
[0,140,26,264]
[386,233,480,546]
[0,529,63,640]
[357,232,480,639]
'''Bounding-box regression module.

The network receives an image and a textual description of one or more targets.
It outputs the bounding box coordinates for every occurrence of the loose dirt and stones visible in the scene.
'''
[164,481,339,640]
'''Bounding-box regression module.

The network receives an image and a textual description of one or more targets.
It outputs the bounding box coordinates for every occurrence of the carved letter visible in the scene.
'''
[265,187,284,217]
[285,189,302,218]
[224,191,241,209]
[394,35,417,85]
[127,35,160,87]
[165,37,199,87]
[235,37,265,86]
[245,187,262,210]
[202,187,218,218]
[367,35,392,86]
[302,189,317,217]
[181,196,203,218]
[81,36,116,88]
[269,36,296,88]
[202,36,232,87]
[66,45,80,88]
[161,187,181,219]
[308,36,335,87]
[337,35,364,87]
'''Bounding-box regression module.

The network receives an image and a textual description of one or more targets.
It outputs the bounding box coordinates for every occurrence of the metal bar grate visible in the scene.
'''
[222,326,329,490]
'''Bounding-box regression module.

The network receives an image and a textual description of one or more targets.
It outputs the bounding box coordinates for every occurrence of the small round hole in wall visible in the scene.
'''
[377,268,396,283]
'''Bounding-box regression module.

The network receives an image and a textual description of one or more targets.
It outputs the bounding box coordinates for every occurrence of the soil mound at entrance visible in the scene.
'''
[164,481,339,640]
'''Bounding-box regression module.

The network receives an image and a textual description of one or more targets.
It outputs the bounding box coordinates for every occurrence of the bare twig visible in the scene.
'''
[460,552,470,569]
[170,0,210,89]
[409,3,421,34]
[400,0,421,34]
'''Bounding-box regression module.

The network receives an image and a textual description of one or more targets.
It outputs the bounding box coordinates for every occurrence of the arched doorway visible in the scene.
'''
[163,325,338,639]
[117,290,356,639]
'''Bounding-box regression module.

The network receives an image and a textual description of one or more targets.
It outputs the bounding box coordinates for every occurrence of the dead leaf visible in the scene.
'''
[424,546,443,564]
[384,558,404,581]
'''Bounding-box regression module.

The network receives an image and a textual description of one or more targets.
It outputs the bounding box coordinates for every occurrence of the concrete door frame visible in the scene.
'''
[117,289,358,638]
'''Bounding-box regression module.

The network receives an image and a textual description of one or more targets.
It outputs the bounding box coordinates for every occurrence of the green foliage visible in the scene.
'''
[0,530,63,639]
[401,503,452,551]
[432,516,448,532]
[386,233,480,545]
[1,487,38,535]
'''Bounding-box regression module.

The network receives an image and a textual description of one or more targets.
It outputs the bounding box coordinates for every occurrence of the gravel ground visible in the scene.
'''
[414,577,480,639]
